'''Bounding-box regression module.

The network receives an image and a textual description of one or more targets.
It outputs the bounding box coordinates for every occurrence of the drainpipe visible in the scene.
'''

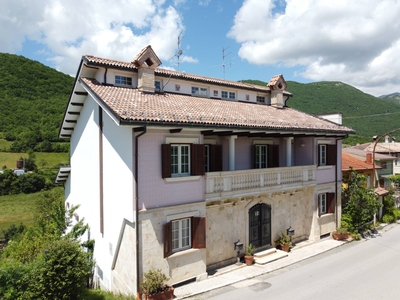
[335,136,347,227]
[135,127,146,299]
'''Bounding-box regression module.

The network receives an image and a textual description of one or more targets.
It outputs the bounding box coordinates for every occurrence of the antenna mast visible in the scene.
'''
[221,47,231,79]
[176,33,183,71]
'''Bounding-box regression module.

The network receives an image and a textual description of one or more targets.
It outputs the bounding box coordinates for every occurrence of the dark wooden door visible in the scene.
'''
[249,203,271,248]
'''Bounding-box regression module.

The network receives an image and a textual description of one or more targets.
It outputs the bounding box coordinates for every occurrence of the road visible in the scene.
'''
[189,224,400,300]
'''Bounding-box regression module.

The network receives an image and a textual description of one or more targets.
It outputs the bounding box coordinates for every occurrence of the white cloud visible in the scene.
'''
[0,0,192,74]
[228,0,400,96]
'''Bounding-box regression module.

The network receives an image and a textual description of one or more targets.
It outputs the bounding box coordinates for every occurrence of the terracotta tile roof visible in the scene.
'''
[343,147,397,161]
[374,187,389,196]
[342,153,380,171]
[349,142,400,153]
[82,55,286,94]
[79,77,355,134]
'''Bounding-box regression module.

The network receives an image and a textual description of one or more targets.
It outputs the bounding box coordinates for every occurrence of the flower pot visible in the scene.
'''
[280,244,290,252]
[244,255,254,266]
[144,287,174,300]
[332,233,349,240]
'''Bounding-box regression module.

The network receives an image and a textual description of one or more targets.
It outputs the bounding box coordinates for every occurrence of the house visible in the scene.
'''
[341,152,387,219]
[57,45,354,296]
[343,145,396,189]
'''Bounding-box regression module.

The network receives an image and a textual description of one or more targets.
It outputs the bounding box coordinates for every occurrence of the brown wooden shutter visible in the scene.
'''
[161,144,171,178]
[192,217,206,249]
[191,144,205,176]
[327,145,337,166]
[163,221,172,258]
[268,145,279,168]
[209,144,222,172]
[327,193,335,214]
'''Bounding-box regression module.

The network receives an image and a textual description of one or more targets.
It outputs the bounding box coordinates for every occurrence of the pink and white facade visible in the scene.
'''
[57,46,354,296]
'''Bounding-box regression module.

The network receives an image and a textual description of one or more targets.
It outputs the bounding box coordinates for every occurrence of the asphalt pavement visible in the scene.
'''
[173,224,395,300]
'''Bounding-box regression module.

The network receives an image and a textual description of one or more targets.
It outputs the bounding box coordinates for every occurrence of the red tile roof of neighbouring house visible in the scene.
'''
[342,153,381,171]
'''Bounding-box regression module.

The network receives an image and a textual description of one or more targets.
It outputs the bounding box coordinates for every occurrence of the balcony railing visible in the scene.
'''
[205,165,316,200]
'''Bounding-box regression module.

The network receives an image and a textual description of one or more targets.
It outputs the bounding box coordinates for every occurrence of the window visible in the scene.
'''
[155,80,162,91]
[192,86,207,96]
[380,161,387,169]
[256,96,265,104]
[253,144,279,168]
[318,193,335,216]
[318,144,336,166]
[115,75,132,86]
[255,145,268,168]
[319,145,327,166]
[163,217,206,257]
[162,144,205,178]
[172,218,191,251]
[319,194,327,215]
[221,91,236,100]
[171,145,190,176]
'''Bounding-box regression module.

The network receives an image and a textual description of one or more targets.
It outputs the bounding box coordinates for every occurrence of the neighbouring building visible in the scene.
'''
[56,45,355,296]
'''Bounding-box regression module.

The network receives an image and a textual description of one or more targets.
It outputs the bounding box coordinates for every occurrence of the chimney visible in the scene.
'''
[132,45,162,93]
[385,135,389,143]
[268,74,287,108]
[366,153,372,164]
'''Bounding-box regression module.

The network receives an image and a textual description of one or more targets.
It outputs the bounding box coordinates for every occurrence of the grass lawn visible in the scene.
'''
[0,192,38,238]
[0,151,69,170]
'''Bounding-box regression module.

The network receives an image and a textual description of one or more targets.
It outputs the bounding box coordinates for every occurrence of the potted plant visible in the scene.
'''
[276,232,291,252]
[141,268,174,300]
[332,227,349,240]
[244,243,255,265]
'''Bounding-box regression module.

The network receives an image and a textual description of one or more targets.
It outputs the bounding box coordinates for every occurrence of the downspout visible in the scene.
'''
[104,68,108,84]
[335,135,347,227]
[135,127,146,299]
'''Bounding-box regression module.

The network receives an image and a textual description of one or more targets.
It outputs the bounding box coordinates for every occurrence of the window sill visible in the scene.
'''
[317,165,334,170]
[319,213,334,218]
[165,176,201,182]
[168,248,199,259]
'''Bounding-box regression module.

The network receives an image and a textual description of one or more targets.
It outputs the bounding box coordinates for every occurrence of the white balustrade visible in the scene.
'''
[205,165,316,196]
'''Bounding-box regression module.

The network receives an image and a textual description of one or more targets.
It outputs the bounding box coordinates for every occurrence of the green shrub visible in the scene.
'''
[0,261,36,300]
[394,209,400,220]
[141,268,169,296]
[32,239,93,300]
[340,213,355,233]
[2,223,25,243]
[382,214,395,224]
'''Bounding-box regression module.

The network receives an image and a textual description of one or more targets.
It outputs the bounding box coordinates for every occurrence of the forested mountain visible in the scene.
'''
[0,53,74,152]
[1,53,399,152]
[242,79,400,141]
[379,92,400,105]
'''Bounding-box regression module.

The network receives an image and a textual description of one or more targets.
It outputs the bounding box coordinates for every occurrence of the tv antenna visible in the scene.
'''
[210,46,232,79]
[170,32,184,71]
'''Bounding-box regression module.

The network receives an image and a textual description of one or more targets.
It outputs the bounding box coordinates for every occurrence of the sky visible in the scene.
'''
[1,0,400,97]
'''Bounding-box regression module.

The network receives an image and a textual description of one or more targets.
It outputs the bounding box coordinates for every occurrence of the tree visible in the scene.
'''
[389,174,400,190]
[342,169,382,231]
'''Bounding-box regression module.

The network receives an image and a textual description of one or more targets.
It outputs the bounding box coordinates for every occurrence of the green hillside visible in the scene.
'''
[0,53,74,152]
[242,79,400,140]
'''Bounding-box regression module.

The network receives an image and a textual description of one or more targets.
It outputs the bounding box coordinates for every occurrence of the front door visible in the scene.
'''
[249,203,271,248]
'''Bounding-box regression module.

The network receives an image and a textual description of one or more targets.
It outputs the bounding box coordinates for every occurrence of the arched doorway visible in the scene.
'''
[249,203,271,248]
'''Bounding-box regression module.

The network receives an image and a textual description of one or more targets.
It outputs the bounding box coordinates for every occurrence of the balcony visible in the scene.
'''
[205,165,316,201]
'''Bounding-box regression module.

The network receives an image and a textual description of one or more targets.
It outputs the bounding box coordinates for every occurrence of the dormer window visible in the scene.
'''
[155,80,162,92]
[145,58,154,66]
[115,75,132,86]
[257,96,265,104]
[222,91,235,100]
[192,86,207,96]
